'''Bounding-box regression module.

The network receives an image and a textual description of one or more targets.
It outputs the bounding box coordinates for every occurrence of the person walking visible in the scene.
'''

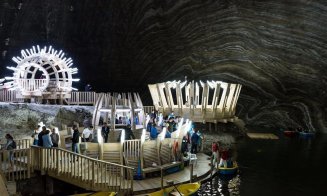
[101,123,110,143]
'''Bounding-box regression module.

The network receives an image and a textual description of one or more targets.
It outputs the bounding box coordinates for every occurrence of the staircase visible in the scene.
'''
[0,146,134,194]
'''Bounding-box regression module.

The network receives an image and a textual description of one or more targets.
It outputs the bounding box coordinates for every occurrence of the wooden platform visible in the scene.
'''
[247,133,279,140]
[133,153,211,195]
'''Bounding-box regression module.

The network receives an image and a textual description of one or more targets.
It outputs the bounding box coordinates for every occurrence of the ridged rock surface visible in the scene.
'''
[0,0,326,132]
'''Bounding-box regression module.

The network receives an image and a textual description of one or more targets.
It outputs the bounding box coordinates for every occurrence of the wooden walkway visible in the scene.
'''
[133,153,211,195]
[247,133,279,140]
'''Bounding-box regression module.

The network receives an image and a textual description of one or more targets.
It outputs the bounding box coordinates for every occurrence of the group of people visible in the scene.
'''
[145,110,182,140]
[146,110,205,156]
[211,141,235,168]
[181,126,204,155]
[32,125,60,148]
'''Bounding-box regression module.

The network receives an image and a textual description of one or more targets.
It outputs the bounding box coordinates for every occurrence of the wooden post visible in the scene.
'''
[160,167,163,189]
[210,155,214,178]
[190,163,193,183]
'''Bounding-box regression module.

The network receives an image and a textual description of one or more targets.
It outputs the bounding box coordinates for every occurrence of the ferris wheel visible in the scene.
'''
[3,45,79,98]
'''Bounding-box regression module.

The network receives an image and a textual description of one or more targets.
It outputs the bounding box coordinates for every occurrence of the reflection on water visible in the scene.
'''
[198,131,327,196]
[198,174,241,196]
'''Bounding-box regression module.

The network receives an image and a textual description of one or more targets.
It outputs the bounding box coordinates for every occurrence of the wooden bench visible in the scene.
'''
[141,140,161,177]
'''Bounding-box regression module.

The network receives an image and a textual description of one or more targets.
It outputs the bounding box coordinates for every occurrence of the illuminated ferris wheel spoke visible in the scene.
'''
[1,45,79,98]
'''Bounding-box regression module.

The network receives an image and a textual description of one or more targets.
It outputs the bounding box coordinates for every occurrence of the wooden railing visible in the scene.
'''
[0,149,31,181]
[66,91,98,105]
[123,140,141,161]
[0,90,24,103]
[0,139,32,150]
[16,79,48,92]
[143,106,154,114]
[31,146,134,193]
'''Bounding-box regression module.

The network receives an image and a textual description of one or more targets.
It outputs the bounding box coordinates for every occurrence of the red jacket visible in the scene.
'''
[221,150,229,160]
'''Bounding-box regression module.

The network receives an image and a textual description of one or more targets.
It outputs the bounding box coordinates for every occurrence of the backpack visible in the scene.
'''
[12,141,17,149]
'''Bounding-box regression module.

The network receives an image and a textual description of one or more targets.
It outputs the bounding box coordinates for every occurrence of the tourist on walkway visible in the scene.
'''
[82,126,93,142]
[211,141,219,167]
[37,126,47,146]
[50,128,59,147]
[32,125,41,145]
[4,134,15,170]
[167,116,177,133]
[191,130,200,154]
[150,123,158,139]
[101,122,110,143]
[84,83,92,91]
[71,125,80,153]
[42,130,53,148]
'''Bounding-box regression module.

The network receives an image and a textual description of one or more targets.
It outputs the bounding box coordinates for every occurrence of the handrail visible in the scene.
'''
[0,139,32,150]
[0,148,31,181]
[30,146,134,192]
[31,145,134,170]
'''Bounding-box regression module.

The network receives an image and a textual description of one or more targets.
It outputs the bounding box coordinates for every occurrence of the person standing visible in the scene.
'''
[50,128,59,147]
[101,123,110,143]
[4,134,15,170]
[71,125,80,153]
[191,130,200,154]
[38,126,47,147]
[42,130,53,148]
[211,141,220,167]
[82,126,93,142]
[32,125,41,145]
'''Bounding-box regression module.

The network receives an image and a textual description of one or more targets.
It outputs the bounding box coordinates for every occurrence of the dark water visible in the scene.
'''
[198,132,327,196]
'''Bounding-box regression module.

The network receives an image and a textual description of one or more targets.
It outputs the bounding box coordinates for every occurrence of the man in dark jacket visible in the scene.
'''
[71,125,80,153]
[191,130,200,154]
[101,122,110,143]
[37,126,47,146]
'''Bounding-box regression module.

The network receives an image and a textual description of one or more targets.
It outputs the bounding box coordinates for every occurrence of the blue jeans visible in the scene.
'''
[33,139,38,146]
[72,143,79,153]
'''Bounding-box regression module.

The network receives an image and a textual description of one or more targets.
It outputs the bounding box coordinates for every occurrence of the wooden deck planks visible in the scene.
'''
[247,133,279,140]
[133,153,211,194]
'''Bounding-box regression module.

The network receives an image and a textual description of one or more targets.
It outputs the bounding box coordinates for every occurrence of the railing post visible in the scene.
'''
[91,161,95,189]
[56,150,60,176]
[27,148,31,178]
[190,163,193,183]
[130,168,134,193]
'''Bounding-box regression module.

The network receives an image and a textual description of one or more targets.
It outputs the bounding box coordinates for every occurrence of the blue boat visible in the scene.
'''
[299,131,315,138]
[218,161,238,175]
